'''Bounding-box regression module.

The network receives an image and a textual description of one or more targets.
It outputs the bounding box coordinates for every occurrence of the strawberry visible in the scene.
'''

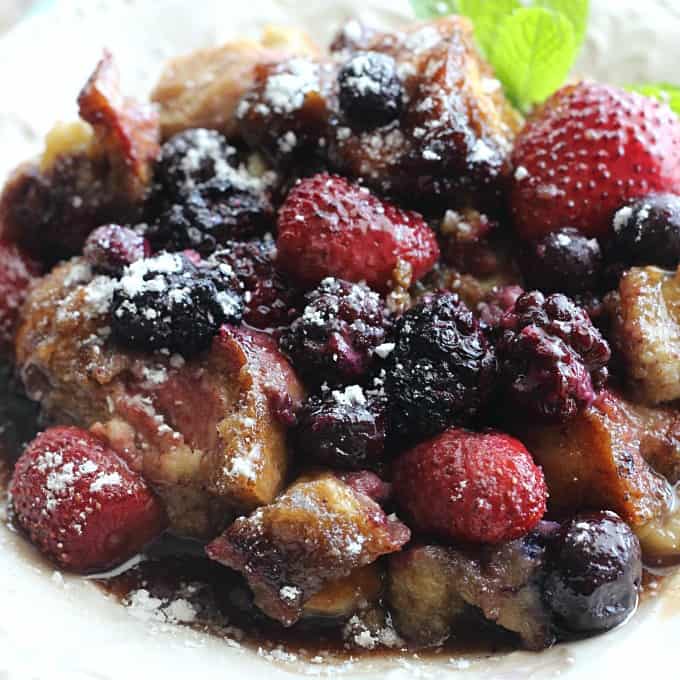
[276,173,439,293]
[10,427,167,572]
[0,240,40,354]
[392,428,547,544]
[510,81,680,239]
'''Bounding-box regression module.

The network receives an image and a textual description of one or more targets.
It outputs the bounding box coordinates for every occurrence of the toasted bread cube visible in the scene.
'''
[521,390,672,526]
[206,472,410,626]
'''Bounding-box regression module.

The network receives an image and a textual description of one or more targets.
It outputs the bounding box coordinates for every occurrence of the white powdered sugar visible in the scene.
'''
[89,471,122,493]
[126,589,198,624]
[332,385,367,407]
[613,205,634,232]
[264,58,319,114]
[374,342,395,359]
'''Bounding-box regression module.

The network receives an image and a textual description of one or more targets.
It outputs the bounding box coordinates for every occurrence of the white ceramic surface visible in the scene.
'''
[2,2,680,678]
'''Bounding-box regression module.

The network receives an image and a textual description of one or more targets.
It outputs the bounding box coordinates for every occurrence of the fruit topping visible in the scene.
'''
[544,511,642,633]
[338,51,404,130]
[110,252,243,356]
[146,129,274,254]
[83,224,151,275]
[611,193,680,269]
[212,238,301,329]
[385,293,496,442]
[279,277,391,387]
[276,173,439,293]
[497,291,611,422]
[206,471,410,626]
[10,426,167,572]
[521,228,602,294]
[293,385,387,471]
[393,428,547,544]
[510,82,680,239]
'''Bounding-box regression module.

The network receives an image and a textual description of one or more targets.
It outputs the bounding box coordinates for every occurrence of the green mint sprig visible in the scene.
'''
[409,0,589,113]
[628,84,680,116]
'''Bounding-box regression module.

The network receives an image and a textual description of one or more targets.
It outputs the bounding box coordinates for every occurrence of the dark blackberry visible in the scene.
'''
[110,252,243,356]
[498,291,611,422]
[294,385,386,471]
[521,228,602,294]
[83,224,150,276]
[611,193,680,268]
[338,52,404,130]
[212,238,301,330]
[279,277,391,387]
[146,129,274,255]
[545,511,642,633]
[385,293,497,443]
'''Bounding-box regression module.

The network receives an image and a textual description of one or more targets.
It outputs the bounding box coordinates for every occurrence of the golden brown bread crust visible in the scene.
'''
[15,259,304,538]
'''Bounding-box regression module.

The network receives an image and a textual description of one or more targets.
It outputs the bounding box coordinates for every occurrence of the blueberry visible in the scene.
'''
[522,228,602,294]
[544,511,642,633]
[294,386,386,470]
[338,52,404,130]
[110,252,243,356]
[83,225,151,276]
[612,193,680,268]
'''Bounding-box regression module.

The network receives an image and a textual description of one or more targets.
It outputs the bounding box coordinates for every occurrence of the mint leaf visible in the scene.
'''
[410,0,458,19]
[491,7,575,112]
[457,0,521,57]
[536,0,589,46]
[628,83,680,116]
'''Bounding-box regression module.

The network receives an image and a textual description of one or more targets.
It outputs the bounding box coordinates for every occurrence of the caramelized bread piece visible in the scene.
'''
[15,259,303,537]
[206,472,410,626]
[0,53,159,264]
[521,390,673,526]
[152,29,321,140]
[612,266,680,404]
[387,535,554,651]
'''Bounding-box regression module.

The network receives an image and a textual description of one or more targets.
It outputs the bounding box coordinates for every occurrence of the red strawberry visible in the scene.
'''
[510,81,680,239]
[0,240,40,354]
[10,427,167,572]
[277,173,439,293]
[393,428,547,544]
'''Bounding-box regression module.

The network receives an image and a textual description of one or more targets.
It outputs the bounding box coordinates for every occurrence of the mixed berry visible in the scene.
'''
[3,10,680,662]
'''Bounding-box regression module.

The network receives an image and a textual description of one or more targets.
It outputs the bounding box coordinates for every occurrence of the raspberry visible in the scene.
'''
[386,293,497,443]
[212,238,301,329]
[279,277,392,387]
[521,228,602,295]
[498,291,611,422]
[111,252,243,356]
[146,129,274,254]
[0,240,40,355]
[392,428,547,543]
[10,427,166,572]
[294,385,387,471]
[477,285,524,330]
[83,224,151,275]
[338,52,404,130]
[276,174,439,293]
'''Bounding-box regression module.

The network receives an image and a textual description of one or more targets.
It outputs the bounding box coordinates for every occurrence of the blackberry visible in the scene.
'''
[545,512,642,633]
[146,129,274,255]
[611,193,680,268]
[294,385,386,471]
[83,224,150,276]
[279,278,391,387]
[110,252,243,356]
[521,228,602,294]
[385,293,497,443]
[338,52,404,130]
[498,291,611,422]
[212,239,301,329]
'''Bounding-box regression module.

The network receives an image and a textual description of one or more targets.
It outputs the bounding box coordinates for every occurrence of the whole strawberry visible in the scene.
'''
[511,81,680,239]
[10,427,167,572]
[277,174,440,292]
[0,240,40,354]
[393,428,547,544]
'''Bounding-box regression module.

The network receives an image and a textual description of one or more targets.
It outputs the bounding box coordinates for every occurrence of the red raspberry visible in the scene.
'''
[0,240,40,354]
[511,81,680,239]
[10,427,167,572]
[393,428,547,544]
[276,174,439,292]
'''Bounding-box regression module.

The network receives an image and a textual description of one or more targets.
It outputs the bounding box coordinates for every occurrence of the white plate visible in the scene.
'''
[2,1,680,678]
